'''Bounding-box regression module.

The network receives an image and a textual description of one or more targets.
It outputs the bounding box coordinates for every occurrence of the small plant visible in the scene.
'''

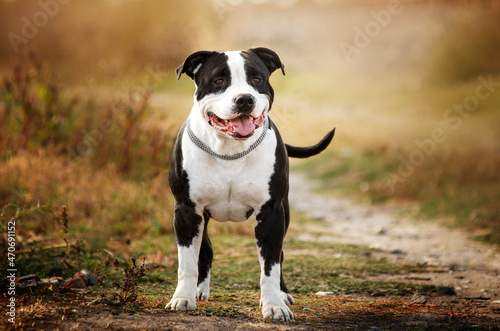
[111,258,149,306]
[59,205,69,251]
[74,239,83,268]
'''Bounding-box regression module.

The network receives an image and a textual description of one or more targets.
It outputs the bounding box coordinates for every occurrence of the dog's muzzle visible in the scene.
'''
[207,111,266,139]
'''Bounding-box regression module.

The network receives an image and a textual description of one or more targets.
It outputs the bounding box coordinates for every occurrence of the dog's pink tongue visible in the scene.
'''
[229,116,254,136]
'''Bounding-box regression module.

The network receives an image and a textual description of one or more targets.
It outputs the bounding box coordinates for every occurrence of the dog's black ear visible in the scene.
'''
[249,47,285,76]
[176,51,217,81]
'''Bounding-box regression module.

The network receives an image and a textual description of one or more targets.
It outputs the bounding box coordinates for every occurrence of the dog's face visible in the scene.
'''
[177,48,285,140]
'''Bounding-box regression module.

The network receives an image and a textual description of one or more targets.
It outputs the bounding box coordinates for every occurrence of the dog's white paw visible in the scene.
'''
[165,297,196,311]
[262,302,294,321]
[281,291,294,305]
[196,279,210,302]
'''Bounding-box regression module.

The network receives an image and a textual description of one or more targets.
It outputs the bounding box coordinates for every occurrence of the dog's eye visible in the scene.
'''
[215,79,224,86]
[253,77,261,84]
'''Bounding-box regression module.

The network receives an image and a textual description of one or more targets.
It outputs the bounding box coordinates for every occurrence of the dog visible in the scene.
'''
[166,47,335,321]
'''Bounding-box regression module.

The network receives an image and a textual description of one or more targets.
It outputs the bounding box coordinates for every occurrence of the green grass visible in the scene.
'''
[131,231,438,299]
[5,228,440,323]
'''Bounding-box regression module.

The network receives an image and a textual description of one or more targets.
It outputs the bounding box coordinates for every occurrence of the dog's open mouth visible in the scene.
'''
[208,112,266,139]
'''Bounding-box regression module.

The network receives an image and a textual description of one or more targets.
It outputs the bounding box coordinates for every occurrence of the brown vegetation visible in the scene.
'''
[0,52,175,243]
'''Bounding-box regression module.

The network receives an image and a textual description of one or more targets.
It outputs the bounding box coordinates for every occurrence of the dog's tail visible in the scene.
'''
[285,127,336,158]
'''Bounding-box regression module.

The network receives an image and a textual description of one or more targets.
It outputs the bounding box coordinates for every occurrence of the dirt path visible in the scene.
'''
[289,172,500,300]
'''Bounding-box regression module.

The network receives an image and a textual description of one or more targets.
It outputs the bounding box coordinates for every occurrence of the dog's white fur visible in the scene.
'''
[167,222,204,311]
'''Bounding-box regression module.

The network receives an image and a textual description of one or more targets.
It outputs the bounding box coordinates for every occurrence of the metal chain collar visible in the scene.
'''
[185,116,269,161]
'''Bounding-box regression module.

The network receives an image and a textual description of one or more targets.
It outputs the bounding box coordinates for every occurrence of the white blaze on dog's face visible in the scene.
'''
[176,48,285,140]
[199,51,268,140]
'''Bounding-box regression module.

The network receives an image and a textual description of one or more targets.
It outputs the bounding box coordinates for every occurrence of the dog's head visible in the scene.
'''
[176,47,285,140]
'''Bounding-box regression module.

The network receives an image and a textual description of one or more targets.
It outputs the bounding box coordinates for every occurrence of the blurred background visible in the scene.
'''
[1,0,499,248]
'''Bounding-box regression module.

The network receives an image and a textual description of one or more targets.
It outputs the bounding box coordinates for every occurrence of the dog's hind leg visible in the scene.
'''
[279,251,294,305]
[256,200,294,321]
[279,195,294,305]
[197,212,212,301]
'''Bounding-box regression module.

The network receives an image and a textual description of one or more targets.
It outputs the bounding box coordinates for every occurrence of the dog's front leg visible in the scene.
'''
[255,201,294,321]
[166,203,204,311]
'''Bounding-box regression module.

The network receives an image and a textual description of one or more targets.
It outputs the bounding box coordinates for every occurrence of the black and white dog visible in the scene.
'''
[166,47,335,321]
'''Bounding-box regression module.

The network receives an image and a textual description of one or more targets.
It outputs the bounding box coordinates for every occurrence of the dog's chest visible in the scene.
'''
[182,130,277,222]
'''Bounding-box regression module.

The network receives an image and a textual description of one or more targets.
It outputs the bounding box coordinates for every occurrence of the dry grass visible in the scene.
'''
[0,0,218,81]
[425,2,500,85]
[0,152,173,242]
[0,52,175,247]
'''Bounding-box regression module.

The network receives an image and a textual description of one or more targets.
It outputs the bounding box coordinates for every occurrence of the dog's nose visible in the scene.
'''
[234,94,256,113]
